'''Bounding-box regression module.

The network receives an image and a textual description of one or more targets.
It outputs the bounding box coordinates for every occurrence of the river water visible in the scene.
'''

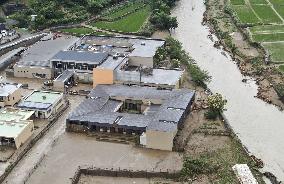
[172,0,284,181]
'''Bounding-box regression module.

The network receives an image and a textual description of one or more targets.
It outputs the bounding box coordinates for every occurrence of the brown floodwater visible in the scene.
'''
[172,0,284,182]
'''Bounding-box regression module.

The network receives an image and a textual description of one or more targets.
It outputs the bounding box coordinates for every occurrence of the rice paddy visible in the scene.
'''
[230,0,284,63]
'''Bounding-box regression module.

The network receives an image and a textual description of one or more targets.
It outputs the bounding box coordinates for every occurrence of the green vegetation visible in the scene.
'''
[59,27,94,35]
[251,5,282,23]
[92,6,151,32]
[279,65,284,73]
[154,37,211,88]
[102,1,144,20]
[275,84,284,100]
[263,42,284,62]
[8,0,117,29]
[0,17,5,23]
[230,0,245,5]
[232,6,260,24]
[58,27,113,36]
[252,33,284,42]
[205,93,227,120]
[181,138,264,183]
[250,25,284,34]
[228,0,284,64]
[249,0,268,4]
[149,0,178,30]
[273,5,284,18]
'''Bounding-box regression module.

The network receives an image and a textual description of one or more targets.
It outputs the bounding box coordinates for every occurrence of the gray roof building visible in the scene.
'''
[51,51,108,65]
[68,85,195,132]
[17,37,78,67]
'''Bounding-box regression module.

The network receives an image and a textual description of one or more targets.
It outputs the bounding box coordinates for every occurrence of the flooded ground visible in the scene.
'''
[2,82,182,184]
[172,0,284,181]
[2,95,85,184]
[24,133,182,184]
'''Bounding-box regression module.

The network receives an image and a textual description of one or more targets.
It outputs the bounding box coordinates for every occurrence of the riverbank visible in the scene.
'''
[171,0,284,182]
[203,0,284,111]
[149,31,265,182]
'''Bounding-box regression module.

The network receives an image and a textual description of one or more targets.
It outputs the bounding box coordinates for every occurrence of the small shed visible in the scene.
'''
[53,70,75,92]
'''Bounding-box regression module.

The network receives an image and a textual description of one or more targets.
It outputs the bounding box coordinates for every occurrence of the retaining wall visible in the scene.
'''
[71,166,180,184]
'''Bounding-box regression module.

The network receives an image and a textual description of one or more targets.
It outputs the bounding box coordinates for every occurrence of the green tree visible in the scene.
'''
[205,93,227,120]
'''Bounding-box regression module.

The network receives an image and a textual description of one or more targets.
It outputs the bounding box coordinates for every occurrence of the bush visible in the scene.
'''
[188,64,211,88]
[205,109,219,120]
[205,93,227,120]
[149,0,178,30]
[207,93,227,112]
[154,37,211,87]
[275,84,284,99]
[0,17,5,23]
[181,157,217,179]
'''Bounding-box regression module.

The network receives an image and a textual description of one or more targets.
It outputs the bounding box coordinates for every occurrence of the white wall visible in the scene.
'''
[14,65,52,79]
[146,130,177,151]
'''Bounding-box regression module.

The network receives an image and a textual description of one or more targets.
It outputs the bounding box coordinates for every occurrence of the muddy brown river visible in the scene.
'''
[172,0,284,182]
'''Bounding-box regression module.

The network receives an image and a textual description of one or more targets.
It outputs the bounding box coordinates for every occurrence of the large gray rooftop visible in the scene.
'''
[141,69,184,86]
[51,50,108,65]
[68,85,195,132]
[80,36,165,58]
[17,37,78,67]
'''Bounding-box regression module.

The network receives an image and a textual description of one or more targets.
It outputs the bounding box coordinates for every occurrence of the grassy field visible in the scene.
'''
[251,5,282,23]
[252,33,284,42]
[231,0,284,63]
[91,6,150,33]
[230,0,245,5]
[273,5,284,19]
[263,42,284,62]
[58,27,113,36]
[249,0,268,4]
[232,6,260,24]
[102,1,144,20]
[59,27,94,35]
[279,65,284,72]
[250,25,284,34]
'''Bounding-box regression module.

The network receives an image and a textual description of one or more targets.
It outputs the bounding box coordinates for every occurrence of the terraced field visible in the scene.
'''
[230,0,284,69]
[89,1,150,33]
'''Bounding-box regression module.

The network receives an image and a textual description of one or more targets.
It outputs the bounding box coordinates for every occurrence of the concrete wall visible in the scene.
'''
[129,56,153,68]
[53,80,65,92]
[93,68,114,87]
[14,121,34,149]
[146,130,177,151]
[115,70,140,83]
[0,88,21,107]
[14,65,52,79]
[76,72,93,84]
